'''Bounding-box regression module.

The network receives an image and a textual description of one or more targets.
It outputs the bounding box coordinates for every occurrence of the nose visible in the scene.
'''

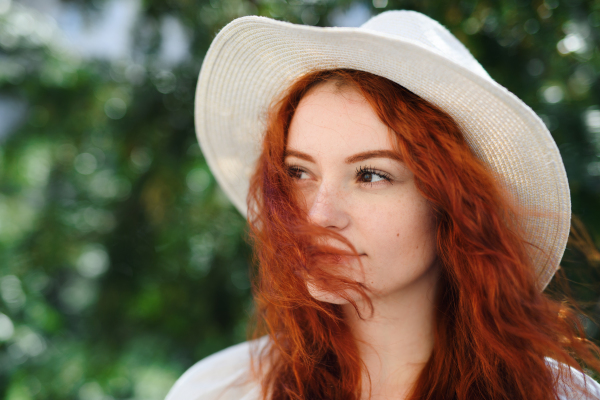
[307,182,350,230]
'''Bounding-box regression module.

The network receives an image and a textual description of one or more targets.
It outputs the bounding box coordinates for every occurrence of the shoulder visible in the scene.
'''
[546,358,600,400]
[165,336,269,400]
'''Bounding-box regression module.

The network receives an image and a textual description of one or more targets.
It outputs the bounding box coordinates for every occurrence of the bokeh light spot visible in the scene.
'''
[587,162,600,177]
[0,313,15,340]
[16,329,46,357]
[541,86,564,103]
[74,153,98,175]
[189,233,215,276]
[153,71,176,94]
[186,168,210,193]
[76,245,110,278]
[462,17,481,35]
[524,19,540,35]
[58,278,97,314]
[130,147,153,172]
[584,107,600,133]
[104,97,127,119]
[300,7,319,25]
[78,381,104,400]
[0,275,26,308]
[557,33,587,55]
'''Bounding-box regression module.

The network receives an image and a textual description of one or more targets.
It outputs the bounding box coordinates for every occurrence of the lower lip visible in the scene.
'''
[324,254,366,263]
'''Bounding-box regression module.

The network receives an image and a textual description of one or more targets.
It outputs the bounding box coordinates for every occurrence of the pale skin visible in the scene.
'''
[284,82,440,400]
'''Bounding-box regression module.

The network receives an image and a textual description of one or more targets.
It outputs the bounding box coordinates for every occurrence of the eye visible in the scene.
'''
[287,165,310,180]
[355,166,392,185]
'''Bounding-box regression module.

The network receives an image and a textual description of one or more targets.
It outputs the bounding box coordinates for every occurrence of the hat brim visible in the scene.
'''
[194,15,570,290]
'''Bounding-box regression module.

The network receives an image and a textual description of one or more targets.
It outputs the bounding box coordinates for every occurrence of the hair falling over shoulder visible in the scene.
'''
[246,69,600,400]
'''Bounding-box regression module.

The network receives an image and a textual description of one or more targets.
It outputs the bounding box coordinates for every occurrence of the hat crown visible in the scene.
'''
[360,11,491,80]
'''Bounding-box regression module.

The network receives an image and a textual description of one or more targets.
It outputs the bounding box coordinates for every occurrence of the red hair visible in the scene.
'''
[247,69,600,400]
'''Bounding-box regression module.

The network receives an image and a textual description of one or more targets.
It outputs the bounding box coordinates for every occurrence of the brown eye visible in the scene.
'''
[363,172,384,183]
[356,166,391,184]
[287,166,308,180]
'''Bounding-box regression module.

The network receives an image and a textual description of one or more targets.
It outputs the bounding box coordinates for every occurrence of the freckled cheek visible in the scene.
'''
[359,202,435,261]
[354,207,403,253]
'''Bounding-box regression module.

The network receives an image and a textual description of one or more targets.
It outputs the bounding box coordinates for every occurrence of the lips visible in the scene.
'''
[319,244,364,254]
[315,240,365,260]
[318,252,365,264]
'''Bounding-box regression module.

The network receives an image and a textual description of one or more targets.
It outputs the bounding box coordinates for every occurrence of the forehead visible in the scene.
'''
[287,82,394,157]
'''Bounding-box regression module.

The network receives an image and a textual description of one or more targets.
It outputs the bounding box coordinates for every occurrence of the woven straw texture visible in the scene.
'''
[194,11,571,290]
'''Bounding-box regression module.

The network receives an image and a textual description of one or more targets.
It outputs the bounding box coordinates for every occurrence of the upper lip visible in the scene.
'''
[322,249,365,256]
[318,241,364,255]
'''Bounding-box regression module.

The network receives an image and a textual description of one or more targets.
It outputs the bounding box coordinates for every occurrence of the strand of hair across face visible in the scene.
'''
[247,69,600,400]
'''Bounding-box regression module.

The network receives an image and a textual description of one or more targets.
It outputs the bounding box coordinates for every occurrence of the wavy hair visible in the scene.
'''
[247,69,600,400]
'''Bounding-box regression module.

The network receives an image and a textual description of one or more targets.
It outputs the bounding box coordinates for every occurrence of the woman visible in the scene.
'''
[166,11,600,400]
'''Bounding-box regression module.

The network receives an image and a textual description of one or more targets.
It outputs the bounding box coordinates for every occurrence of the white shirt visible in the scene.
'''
[165,337,600,400]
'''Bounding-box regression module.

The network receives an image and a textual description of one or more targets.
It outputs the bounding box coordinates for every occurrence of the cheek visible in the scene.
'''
[358,196,437,285]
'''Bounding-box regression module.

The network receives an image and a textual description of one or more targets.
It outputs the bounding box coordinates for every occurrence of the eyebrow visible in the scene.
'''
[284,149,315,163]
[344,150,402,164]
[284,149,402,164]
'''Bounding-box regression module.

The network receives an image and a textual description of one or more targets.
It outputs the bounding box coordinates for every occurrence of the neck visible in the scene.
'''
[343,263,440,400]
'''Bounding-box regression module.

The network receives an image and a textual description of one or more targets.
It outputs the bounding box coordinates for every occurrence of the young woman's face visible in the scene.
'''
[285,82,439,304]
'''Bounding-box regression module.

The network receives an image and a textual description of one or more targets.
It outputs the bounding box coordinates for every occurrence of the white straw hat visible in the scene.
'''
[194,10,570,290]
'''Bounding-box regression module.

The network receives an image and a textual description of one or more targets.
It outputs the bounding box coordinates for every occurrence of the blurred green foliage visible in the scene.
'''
[0,0,599,399]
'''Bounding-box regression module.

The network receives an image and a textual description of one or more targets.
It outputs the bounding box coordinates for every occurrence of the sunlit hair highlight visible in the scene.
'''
[247,69,600,400]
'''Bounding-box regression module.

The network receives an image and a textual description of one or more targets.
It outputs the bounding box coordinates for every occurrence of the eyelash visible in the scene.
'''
[286,165,392,185]
[355,165,392,185]
[287,165,305,180]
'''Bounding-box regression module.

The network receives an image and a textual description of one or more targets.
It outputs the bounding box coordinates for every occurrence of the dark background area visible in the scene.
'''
[0,0,599,398]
